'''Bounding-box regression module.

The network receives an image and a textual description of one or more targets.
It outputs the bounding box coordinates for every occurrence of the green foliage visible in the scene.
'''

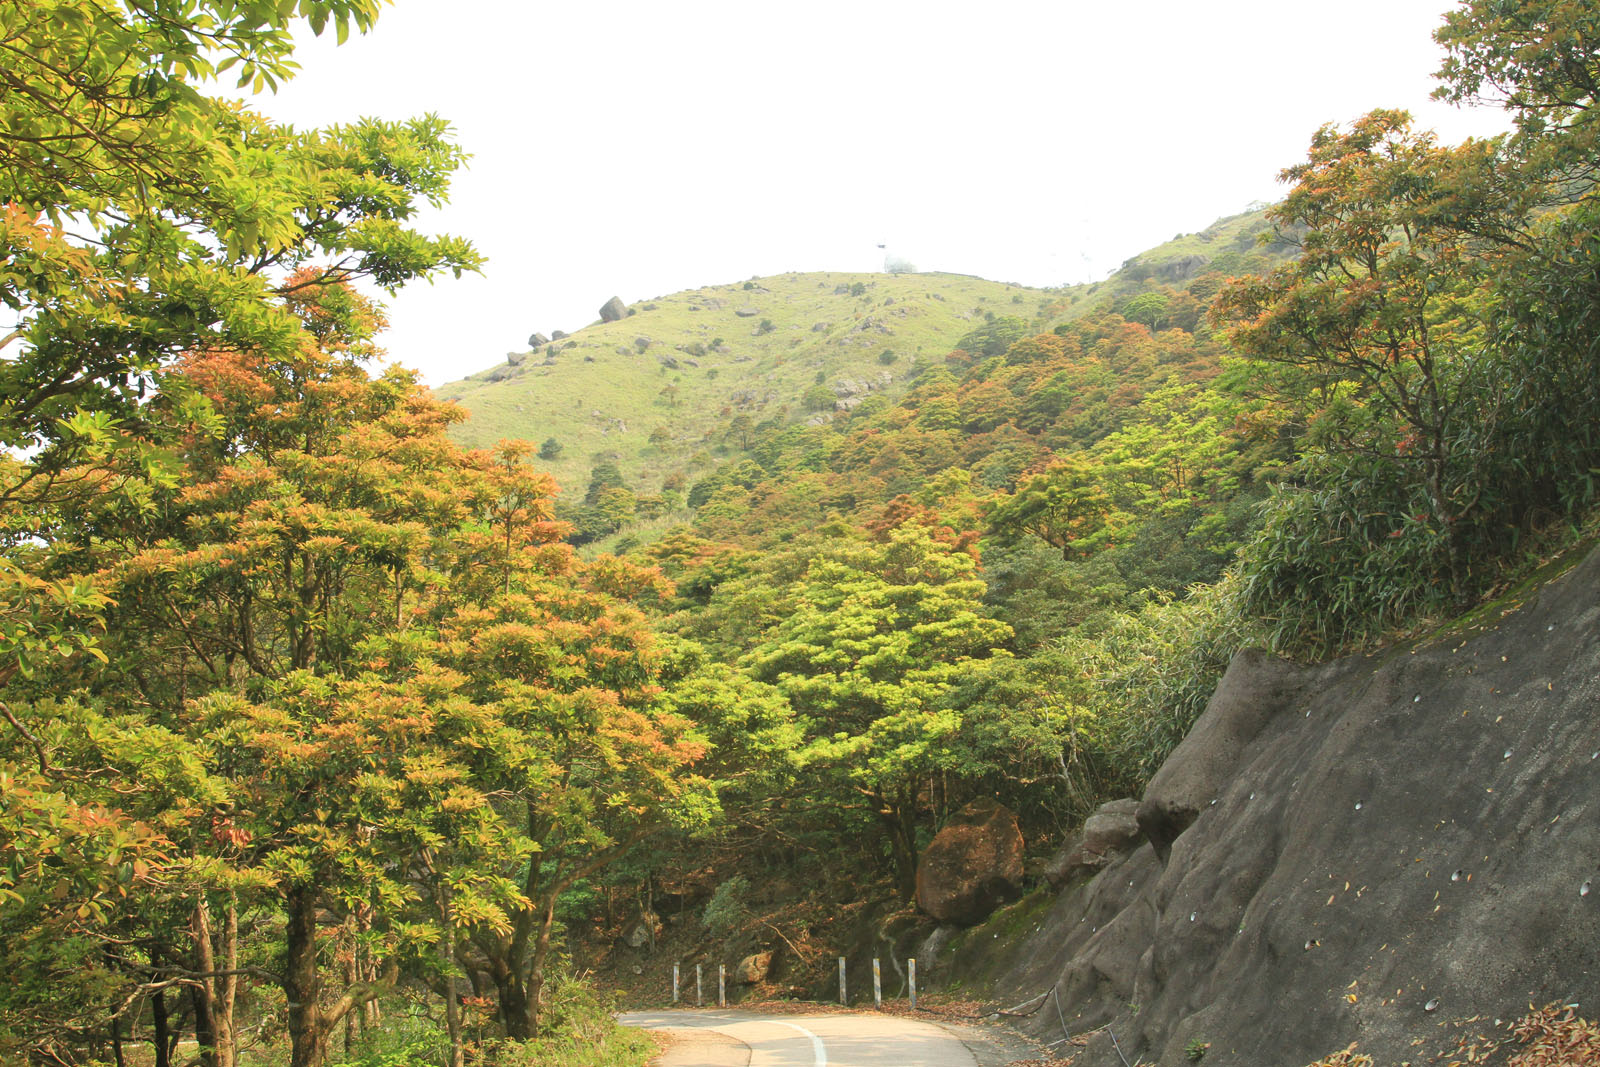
[540,436,564,460]
[738,524,1016,893]
[480,975,656,1067]
[1120,291,1170,331]
[702,874,752,939]
[802,383,836,412]
[328,1009,450,1067]
[954,315,1032,359]
[1216,98,1600,654]
[956,578,1246,822]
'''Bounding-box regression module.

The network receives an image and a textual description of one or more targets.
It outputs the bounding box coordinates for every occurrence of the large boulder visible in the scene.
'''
[527,331,549,347]
[1156,253,1211,281]
[622,911,660,950]
[1044,798,1143,889]
[733,951,773,984]
[915,798,1024,925]
[598,296,627,322]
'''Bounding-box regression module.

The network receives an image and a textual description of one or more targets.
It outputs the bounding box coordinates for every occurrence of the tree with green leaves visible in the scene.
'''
[742,524,1012,897]
[1213,110,1523,600]
[0,4,482,1062]
[1434,0,1600,189]
[984,453,1120,560]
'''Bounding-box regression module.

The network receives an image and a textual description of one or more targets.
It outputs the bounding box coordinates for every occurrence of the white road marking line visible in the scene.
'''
[768,1019,828,1066]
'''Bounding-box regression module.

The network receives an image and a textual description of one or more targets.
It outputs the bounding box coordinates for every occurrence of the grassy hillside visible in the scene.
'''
[440,271,1055,496]
[438,206,1290,500]
[1037,204,1289,329]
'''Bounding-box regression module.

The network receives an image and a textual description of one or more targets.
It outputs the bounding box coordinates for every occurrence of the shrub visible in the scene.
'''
[328,1009,449,1067]
[702,874,751,939]
[481,974,657,1067]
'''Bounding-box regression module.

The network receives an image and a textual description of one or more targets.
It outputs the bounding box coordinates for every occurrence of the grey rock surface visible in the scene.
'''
[1044,798,1143,889]
[978,545,1600,1067]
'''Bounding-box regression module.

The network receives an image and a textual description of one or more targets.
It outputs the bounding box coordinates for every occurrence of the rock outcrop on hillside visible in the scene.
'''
[984,546,1600,1067]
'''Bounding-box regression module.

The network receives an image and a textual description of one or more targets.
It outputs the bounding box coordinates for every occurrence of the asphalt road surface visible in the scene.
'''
[618,1009,987,1067]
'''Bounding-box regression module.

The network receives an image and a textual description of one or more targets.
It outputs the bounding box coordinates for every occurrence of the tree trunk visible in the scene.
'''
[489,950,535,1042]
[192,895,237,1067]
[358,906,380,1031]
[878,789,920,902]
[189,982,216,1067]
[219,898,238,1067]
[284,886,331,1067]
[343,916,360,1056]
[438,883,465,1067]
[526,896,560,1037]
[151,990,171,1067]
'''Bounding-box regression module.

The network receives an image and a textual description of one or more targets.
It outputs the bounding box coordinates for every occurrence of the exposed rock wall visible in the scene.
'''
[983,546,1600,1066]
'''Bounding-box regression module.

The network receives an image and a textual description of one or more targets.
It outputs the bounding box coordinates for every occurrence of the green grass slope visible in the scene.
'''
[440,271,1054,495]
[439,207,1290,499]
[1037,204,1288,329]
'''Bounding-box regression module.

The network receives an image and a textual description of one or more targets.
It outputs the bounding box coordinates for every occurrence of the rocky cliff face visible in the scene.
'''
[972,546,1600,1066]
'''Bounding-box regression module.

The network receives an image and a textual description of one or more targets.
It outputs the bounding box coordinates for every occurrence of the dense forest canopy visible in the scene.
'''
[4,2,1600,1065]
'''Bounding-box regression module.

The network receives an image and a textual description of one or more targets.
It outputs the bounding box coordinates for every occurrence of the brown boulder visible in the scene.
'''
[915,798,1024,925]
[733,951,773,984]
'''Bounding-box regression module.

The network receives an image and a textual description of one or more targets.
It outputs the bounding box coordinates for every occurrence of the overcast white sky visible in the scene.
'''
[257,0,1509,386]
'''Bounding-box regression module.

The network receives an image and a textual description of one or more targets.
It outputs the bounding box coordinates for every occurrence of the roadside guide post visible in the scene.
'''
[718,963,727,1008]
[696,963,703,1007]
[838,957,847,1005]
[909,957,917,1010]
[672,961,680,1004]
[872,958,882,1008]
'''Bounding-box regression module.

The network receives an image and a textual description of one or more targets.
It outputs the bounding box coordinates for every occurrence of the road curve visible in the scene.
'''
[618,1009,981,1067]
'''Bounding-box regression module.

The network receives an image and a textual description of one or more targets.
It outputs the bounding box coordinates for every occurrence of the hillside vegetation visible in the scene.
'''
[444,271,1053,494]
[441,206,1288,501]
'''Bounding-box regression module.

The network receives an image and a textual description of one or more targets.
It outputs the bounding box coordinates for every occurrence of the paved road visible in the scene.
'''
[619,1009,983,1067]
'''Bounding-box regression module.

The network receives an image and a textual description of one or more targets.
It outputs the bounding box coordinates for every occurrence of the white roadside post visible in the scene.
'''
[872,958,882,1008]
[696,963,703,1007]
[838,957,848,1006]
[672,962,680,1004]
[908,957,917,1010]
[718,963,727,1007]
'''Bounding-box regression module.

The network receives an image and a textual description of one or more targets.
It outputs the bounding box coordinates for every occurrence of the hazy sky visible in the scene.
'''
[258,0,1510,386]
